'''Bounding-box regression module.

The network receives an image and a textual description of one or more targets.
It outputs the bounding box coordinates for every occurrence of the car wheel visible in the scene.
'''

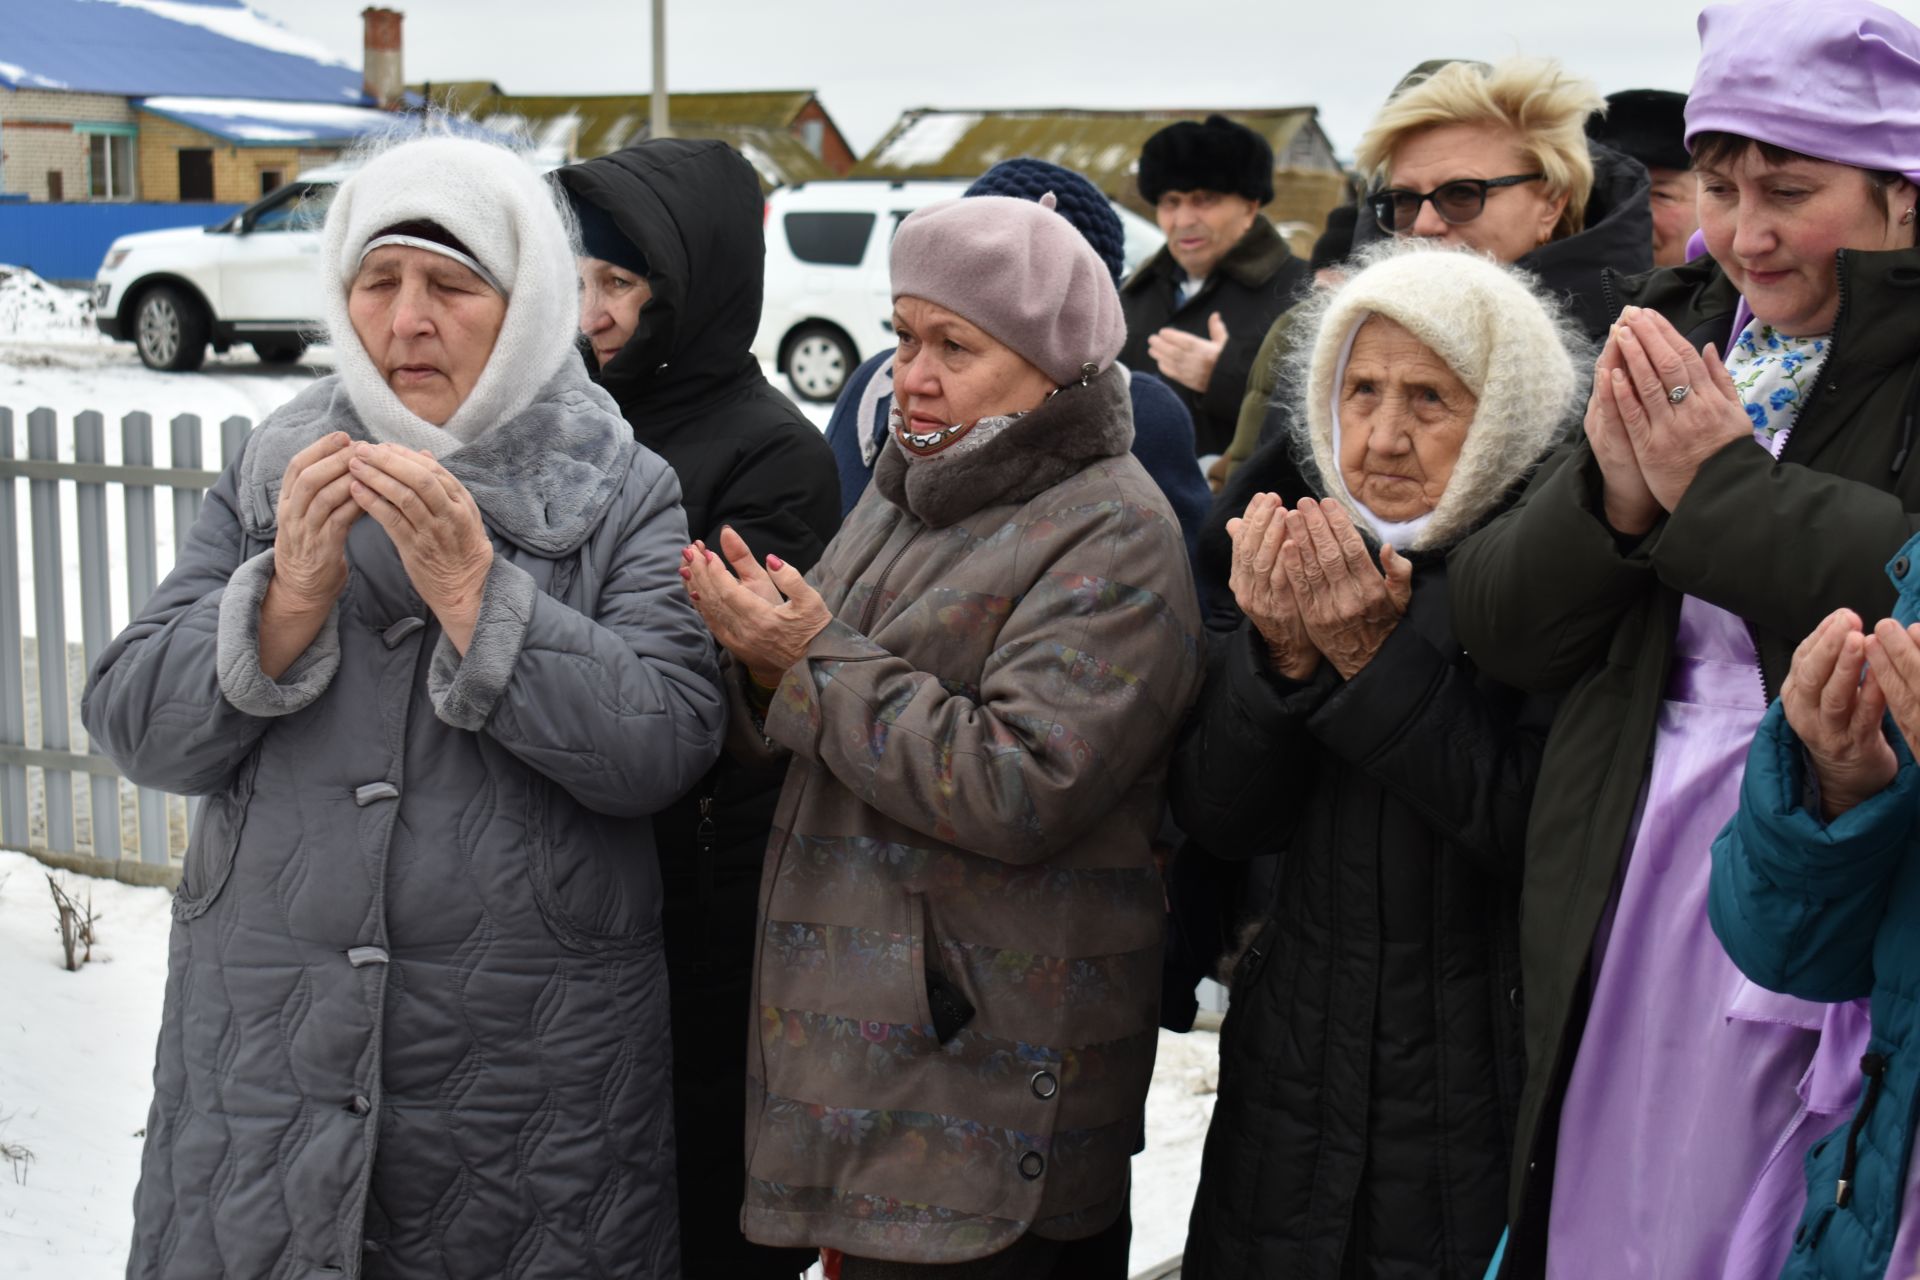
[134,286,209,372]
[782,324,855,403]
[252,340,306,365]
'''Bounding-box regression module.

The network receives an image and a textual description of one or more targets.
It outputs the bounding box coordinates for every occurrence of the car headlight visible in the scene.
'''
[101,249,129,272]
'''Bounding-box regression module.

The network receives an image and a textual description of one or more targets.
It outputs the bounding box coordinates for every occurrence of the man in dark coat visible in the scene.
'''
[1119,114,1310,459]
[553,139,838,1280]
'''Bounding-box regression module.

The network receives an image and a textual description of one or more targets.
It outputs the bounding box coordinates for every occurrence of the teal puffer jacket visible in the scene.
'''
[1709,533,1920,1280]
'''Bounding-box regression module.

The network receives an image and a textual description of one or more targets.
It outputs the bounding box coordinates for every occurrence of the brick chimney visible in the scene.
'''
[362,8,404,112]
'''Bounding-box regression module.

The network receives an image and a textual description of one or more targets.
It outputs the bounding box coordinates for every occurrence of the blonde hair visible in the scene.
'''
[1356,58,1605,240]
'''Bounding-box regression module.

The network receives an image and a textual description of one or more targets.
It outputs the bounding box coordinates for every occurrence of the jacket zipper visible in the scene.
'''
[1836,1050,1889,1207]
[1747,250,1853,705]
[858,526,924,634]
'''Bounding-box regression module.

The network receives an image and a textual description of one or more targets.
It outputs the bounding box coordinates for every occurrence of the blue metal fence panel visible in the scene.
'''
[0,203,243,282]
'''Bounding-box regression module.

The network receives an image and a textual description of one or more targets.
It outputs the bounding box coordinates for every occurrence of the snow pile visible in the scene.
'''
[139,96,406,145]
[0,850,173,1275]
[0,60,70,91]
[92,0,353,68]
[0,266,97,340]
[872,112,984,168]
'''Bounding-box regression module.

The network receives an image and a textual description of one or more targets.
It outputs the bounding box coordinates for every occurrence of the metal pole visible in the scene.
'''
[650,0,670,140]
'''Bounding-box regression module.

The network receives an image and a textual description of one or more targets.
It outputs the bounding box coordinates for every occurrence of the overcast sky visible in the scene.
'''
[248,0,1920,158]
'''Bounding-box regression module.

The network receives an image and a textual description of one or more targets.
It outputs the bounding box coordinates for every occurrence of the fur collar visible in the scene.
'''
[235,361,636,557]
[874,365,1134,527]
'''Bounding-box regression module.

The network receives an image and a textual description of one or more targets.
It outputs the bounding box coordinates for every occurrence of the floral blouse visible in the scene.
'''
[1726,321,1831,455]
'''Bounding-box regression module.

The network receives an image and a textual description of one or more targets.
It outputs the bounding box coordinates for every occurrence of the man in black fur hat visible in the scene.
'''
[1119,113,1309,460]
[1588,88,1697,266]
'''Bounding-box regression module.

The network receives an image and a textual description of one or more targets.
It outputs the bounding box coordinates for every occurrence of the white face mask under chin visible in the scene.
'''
[1329,319,1439,549]
[889,405,1027,463]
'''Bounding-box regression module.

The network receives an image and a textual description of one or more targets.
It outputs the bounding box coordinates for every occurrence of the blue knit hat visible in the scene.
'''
[965,158,1125,284]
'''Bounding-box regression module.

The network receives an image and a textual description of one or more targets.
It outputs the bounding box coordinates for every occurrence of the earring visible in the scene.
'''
[1904,206,1917,225]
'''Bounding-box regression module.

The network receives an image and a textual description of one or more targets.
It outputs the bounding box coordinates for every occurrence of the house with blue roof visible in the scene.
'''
[0,1,407,205]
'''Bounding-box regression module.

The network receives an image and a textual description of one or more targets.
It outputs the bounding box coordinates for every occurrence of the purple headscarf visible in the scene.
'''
[1686,0,1920,184]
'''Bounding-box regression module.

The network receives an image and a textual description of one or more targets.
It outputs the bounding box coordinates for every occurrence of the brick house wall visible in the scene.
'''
[0,88,136,201]
[793,98,855,176]
[134,113,309,203]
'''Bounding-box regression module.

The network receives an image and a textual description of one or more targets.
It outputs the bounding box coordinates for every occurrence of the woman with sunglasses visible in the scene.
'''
[1449,3,1920,1276]
[1209,58,1651,484]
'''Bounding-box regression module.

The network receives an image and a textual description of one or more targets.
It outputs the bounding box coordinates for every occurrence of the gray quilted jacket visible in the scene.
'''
[82,363,724,1279]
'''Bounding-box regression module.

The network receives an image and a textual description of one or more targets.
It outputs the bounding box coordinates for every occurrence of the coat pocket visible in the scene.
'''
[172,752,259,922]
[907,892,937,1036]
[525,778,663,955]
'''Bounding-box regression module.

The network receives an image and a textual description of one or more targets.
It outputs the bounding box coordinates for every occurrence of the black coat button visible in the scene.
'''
[1018,1150,1045,1180]
[1508,987,1522,1011]
[347,1095,371,1116]
[1030,1071,1059,1100]
[1895,556,1911,579]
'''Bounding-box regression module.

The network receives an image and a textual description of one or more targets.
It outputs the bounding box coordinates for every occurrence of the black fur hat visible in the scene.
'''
[1138,114,1275,205]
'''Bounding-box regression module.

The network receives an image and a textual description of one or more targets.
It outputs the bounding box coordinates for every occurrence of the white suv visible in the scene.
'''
[93,168,345,371]
[755,179,1165,403]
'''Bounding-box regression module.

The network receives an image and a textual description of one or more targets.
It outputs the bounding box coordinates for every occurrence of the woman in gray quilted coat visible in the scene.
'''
[81,136,724,1279]
[684,195,1205,1278]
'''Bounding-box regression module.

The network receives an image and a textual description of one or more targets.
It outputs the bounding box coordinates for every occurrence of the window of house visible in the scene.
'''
[258,169,284,197]
[178,149,214,202]
[784,212,874,266]
[46,171,64,202]
[88,133,135,200]
[798,118,826,159]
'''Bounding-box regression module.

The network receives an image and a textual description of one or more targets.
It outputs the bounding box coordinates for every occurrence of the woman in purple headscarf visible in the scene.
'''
[1448,3,1920,1277]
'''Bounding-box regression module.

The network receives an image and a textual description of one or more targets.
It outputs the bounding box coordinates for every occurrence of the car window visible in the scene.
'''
[249,184,336,234]
[784,211,876,266]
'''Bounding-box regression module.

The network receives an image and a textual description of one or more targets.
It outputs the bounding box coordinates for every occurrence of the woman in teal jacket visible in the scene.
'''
[1710,532,1920,1279]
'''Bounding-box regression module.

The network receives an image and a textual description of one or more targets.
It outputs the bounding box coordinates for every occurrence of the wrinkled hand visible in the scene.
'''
[1608,306,1750,513]
[1868,617,1920,766]
[1278,497,1413,680]
[346,442,494,654]
[1228,492,1319,680]
[1586,324,1662,536]
[682,528,832,688]
[1146,313,1228,394]
[271,432,363,612]
[1782,609,1897,821]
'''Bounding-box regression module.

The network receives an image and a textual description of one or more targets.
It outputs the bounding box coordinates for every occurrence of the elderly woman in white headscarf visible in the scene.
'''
[1169,241,1585,1280]
[83,136,722,1278]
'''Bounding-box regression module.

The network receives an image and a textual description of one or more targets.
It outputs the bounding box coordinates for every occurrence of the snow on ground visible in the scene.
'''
[0,848,1215,1277]
[0,267,100,344]
[0,850,174,1275]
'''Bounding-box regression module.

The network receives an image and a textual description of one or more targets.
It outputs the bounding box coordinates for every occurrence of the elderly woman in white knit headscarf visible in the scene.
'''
[1168,241,1585,1279]
[83,136,723,1279]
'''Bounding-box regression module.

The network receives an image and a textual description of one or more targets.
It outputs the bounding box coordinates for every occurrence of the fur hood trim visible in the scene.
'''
[1288,240,1590,552]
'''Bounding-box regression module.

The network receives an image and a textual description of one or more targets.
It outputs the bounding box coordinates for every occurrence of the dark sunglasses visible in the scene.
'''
[1368,173,1546,234]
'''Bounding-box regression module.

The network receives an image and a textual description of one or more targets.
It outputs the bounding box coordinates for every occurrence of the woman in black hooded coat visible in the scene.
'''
[554,139,838,1280]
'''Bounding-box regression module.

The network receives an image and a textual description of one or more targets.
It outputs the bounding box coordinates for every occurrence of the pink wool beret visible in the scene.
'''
[890,194,1127,385]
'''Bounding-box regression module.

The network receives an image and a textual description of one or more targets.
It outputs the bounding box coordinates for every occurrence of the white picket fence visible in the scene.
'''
[0,405,251,884]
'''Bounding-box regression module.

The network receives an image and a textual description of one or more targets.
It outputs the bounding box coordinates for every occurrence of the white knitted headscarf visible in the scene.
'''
[320,136,578,454]
[1295,241,1587,552]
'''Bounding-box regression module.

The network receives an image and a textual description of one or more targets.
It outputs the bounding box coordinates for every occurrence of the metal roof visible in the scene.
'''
[0,0,366,103]
[135,96,505,148]
[852,106,1338,214]
[407,84,839,188]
